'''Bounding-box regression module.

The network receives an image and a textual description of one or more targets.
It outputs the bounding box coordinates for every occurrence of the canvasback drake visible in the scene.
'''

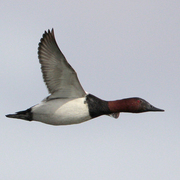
[6,29,164,125]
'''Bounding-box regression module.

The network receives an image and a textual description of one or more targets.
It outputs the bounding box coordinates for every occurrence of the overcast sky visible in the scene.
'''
[1,0,180,179]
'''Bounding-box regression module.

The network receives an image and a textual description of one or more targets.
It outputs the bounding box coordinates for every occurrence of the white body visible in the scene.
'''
[32,97,91,125]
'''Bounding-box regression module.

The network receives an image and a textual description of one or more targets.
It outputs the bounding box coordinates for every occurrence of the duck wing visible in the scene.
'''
[38,29,86,99]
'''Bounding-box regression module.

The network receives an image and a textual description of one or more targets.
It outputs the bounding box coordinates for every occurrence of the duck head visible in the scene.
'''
[108,97,164,113]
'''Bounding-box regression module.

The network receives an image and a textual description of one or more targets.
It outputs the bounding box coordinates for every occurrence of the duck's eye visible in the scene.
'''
[137,100,141,103]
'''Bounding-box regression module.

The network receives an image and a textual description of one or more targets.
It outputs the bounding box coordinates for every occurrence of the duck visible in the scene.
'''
[6,29,164,125]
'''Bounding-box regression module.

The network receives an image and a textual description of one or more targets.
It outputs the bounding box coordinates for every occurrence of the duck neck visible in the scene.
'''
[86,94,111,118]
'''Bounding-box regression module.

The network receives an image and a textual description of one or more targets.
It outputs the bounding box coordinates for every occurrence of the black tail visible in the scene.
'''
[6,108,32,121]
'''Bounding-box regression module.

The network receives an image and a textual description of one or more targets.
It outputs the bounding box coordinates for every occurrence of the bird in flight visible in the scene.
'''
[6,29,164,125]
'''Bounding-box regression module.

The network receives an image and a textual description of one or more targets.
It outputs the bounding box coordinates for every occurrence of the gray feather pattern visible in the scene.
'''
[38,29,86,99]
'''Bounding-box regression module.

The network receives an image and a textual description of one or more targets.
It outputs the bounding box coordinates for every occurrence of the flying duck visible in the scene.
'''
[6,29,164,125]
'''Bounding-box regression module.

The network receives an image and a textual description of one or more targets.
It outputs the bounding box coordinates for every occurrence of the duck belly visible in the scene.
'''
[32,98,91,125]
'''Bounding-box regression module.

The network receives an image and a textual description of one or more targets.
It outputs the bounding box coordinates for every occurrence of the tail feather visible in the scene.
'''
[6,108,32,121]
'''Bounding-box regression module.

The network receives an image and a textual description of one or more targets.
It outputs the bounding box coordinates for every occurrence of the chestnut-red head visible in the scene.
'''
[108,97,164,113]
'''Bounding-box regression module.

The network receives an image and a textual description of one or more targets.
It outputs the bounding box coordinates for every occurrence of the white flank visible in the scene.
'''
[32,97,91,125]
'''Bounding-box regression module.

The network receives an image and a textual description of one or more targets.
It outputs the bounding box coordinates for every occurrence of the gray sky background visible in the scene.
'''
[1,1,180,179]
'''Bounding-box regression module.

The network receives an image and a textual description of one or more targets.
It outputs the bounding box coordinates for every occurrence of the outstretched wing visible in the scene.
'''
[38,29,86,99]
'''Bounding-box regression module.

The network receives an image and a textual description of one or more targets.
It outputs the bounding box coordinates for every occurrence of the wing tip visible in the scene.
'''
[44,28,54,37]
[38,28,56,56]
[40,28,55,43]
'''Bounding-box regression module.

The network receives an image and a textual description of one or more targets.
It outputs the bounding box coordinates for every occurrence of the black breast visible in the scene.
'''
[86,94,111,118]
